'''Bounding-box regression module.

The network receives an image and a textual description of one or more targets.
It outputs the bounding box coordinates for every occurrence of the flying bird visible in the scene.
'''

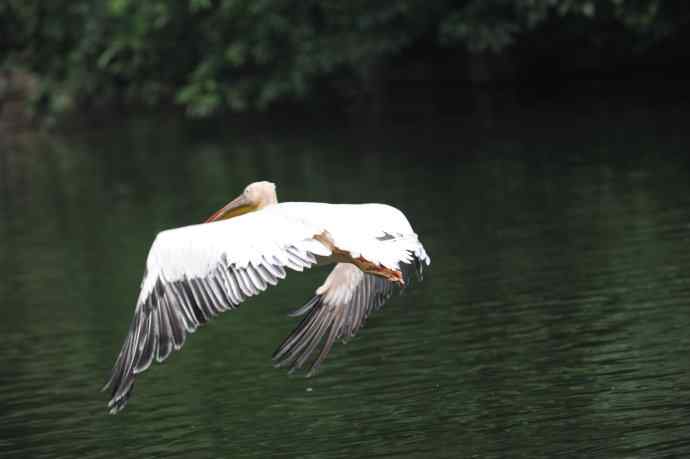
[103,181,430,413]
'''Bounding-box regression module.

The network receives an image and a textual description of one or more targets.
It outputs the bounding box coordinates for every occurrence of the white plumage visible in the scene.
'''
[104,182,430,414]
[141,203,420,299]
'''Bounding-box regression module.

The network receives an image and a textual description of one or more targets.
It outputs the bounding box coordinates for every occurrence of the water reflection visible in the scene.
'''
[1,104,690,458]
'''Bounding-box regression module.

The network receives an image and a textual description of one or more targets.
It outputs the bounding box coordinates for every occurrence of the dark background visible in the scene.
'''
[1,0,689,124]
[2,3,690,458]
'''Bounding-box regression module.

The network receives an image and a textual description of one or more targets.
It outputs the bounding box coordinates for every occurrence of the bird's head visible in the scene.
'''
[205,181,278,222]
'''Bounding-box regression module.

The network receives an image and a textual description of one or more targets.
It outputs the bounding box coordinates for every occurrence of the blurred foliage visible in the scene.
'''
[1,0,687,118]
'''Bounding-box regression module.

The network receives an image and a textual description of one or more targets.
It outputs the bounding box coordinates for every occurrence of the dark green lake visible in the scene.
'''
[1,96,690,458]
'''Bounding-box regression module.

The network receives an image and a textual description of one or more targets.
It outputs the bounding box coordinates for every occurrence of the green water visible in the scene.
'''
[1,99,690,458]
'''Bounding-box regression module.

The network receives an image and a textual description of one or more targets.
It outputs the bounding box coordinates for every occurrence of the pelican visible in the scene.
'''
[103,181,430,413]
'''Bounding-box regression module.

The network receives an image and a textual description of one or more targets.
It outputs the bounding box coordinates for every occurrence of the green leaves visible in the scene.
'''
[441,12,521,53]
[224,43,248,67]
[3,0,686,119]
[189,0,212,13]
[176,61,223,117]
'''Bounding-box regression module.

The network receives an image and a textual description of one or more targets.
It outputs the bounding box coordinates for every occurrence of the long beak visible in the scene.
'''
[205,194,254,222]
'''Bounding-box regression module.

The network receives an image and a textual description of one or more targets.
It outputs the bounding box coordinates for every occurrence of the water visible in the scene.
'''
[1,96,690,458]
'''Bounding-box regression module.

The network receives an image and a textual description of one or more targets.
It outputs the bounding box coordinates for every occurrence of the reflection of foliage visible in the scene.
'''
[1,0,686,117]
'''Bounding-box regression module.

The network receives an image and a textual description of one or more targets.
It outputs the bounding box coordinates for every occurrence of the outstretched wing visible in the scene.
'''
[104,202,430,414]
[103,210,332,414]
[272,253,427,376]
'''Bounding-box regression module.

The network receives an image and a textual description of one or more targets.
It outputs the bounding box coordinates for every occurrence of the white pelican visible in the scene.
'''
[103,181,430,414]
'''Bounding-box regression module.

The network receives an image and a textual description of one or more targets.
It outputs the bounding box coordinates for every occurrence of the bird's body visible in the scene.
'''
[104,182,430,414]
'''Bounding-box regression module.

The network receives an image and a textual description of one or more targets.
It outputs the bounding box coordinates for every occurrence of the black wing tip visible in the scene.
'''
[287,295,320,318]
[305,363,323,378]
[271,357,321,377]
[400,252,428,286]
[272,296,326,373]
[108,390,131,415]
[104,369,136,414]
[107,385,133,415]
[102,315,144,415]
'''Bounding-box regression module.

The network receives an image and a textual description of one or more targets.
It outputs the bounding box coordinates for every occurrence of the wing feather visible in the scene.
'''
[157,307,176,362]
[262,259,286,280]
[222,270,243,304]
[246,265,267,291]
[103,211,334,414]
[272,255,426,377]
